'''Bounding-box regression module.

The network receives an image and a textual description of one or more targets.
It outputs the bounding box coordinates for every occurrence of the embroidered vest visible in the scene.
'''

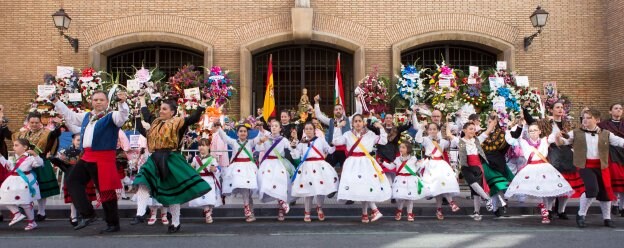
[326,117,351,145]
[80,112,120,151]
[572,129,610,169]
[458,138,488,168]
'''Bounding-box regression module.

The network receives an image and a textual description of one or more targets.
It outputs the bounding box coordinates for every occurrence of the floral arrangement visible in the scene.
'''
[395,64,429,106]
[78,67,106,103]
[544,90,574,120]
[459,83,488,108]
[516,87,543,117]
[202,66,236,107]
[358,66,390,114]
[427,62,462,115]
[166,65,204,111]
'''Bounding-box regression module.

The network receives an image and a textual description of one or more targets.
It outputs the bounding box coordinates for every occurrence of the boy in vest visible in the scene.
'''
[52,90,129,233]
[556,108,624,228]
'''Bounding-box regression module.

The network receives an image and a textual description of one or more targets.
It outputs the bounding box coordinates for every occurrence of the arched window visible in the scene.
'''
[401,43,498,72]
[252,45,354,116]
[107,45,204,83]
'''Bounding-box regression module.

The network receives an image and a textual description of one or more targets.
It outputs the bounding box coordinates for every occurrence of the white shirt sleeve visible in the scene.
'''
[505,129,519,147]
[332,130,347,146]
[112,102,130,127]
[314,103,330,126]
[609,132,624,147]
[54,101,87,127]
[414,128,425,144]
[376,128,388,145]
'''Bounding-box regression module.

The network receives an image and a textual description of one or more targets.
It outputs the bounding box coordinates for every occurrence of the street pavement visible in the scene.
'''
[0,214,623,248]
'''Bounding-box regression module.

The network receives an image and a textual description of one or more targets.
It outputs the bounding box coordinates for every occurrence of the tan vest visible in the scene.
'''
[572,129,610,169]
[458,138,488,168]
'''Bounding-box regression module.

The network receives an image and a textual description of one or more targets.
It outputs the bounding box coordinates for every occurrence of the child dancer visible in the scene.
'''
[448,122,496,221]
[333,114,390,223]
[382,142,426,222]
[215,124,262,222]
[504,122,574,223]
[290,121,339,222]
[255,119,295,221]
[189,138,222,224]
[0,139,42,230]
[415,122,461,220]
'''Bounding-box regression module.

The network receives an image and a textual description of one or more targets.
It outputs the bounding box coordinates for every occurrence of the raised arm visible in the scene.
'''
[376,126,388,145]
[609,132,624,147]
[54,100,88,127]
[216,127,238,147]
[505,126,521,147]
[112,102,130,128]
[414,128,425,144]
[314,102,331,126]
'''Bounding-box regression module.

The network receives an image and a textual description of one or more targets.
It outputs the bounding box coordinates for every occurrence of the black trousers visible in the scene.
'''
[579,167,610,201]
[326,151,347,169]
[66,159,120,226]
[461,166,484,196]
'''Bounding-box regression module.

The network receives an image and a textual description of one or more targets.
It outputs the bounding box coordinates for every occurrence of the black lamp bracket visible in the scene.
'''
[524,29,542,51]
[59,30,79,53]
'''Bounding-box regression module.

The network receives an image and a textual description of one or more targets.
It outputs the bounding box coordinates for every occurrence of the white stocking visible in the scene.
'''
[397,200,405,211]
[369,202,378,211]
[617,193,624,210]
[469,183,490,200]
[70,204,77,219]
[473,198,481,214]
[435,196,443,209]
[304,197,312,212]
[557,196,569,214]
[149,206,158,218]
[361,202,369,214]
[577,193,594,217]
[406,200,414,214]
[242,189,251,205]
[169,204,181,227]
[600,201,612,220]
[135,185,150,216]
[5,205,20,214]
[21,204,34,220]
[37,198,47,216]
[316,195,325,208]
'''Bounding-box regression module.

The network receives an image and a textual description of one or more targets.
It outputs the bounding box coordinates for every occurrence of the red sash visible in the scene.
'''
[347,133,364,157]
[194,156,222,193]
[396,160,409,174]
[82,148,121,202]
[10,156,29,175]
[586,159,615,200]
[467,154,490,194]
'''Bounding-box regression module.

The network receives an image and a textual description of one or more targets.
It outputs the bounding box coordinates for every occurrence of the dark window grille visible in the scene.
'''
[252,45,354,116]
[107,45,204,83]
[401,44,497,72]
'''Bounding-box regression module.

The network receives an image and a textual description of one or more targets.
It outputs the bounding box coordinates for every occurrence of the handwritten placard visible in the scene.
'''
[56,66,74,78]
[492,96,506,112]
[129,135,141,148]
[496,61,507,71]
[515,76,529,87]
[126,79,141,92]
[184,87,201,100]
[469,66,479,76]
[489,77,504,90]
[468,78,477,85]
[68,93,82,102]
[149,92,161,101]
[37,85,56,98]
[439,79,451,88]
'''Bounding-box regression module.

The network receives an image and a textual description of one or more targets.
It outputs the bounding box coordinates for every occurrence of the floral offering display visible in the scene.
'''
[202,66,236,107]
[543,83,574,120]
[516,87,543,117]
[166,65,204,111]
[357,66,390,114]
[395,64,429,106]
[428,62,462,115]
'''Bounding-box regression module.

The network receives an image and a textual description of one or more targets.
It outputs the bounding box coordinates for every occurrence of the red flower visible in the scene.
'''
[82,67,95,77]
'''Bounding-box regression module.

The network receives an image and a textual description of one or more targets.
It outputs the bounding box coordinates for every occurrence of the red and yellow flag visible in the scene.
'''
[262,54,276,121]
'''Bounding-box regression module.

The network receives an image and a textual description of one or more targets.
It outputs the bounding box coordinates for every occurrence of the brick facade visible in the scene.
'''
[0,0,621,132]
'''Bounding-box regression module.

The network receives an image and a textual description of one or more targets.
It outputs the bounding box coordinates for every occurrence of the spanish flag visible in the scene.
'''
[262,54,276,121]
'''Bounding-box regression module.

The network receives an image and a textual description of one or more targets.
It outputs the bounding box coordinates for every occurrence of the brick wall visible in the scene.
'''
[0,0,619,133]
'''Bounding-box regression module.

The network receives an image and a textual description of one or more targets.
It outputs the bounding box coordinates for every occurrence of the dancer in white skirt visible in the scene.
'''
[415,122,461,220]
[504,123,574,224]
[333,114,390,223]
[0,139,42,231]
[189,138,222,224]
[215,124,261,222]
[255,119,295,221]
[290,121,339,222]
[382,142,426,222]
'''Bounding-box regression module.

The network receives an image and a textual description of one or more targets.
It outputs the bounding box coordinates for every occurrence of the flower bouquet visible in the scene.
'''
[202,66,236,108]
[428,62,461,115]
[395,64,429,106]
[357,66,390,114]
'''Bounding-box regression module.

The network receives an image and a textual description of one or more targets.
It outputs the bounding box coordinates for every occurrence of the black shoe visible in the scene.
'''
[130,215,145,225]
[74,215,98,230]
[289,200,297,206]
[620,209,624,217]
[345,200,354,205]
[327,192,336,199]
[547,210,554,220]
[167,224,181,234]
[494,208,503,217]
[442,198,449,205]
[557,212,569,220]
[121,197,130,200]
[0,214,3,222]
[604,219,616,228]
[100,225,120,234]
[35,214,46,222]
[612,206,619,215]
[576,215,587,228]
[391,199,396,204]
[69,218,78,227]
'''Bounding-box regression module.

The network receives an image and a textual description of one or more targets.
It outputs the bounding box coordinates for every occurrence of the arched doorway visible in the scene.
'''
[252,45,354,115]
[400,42,499,72]
[107,44,204,83]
